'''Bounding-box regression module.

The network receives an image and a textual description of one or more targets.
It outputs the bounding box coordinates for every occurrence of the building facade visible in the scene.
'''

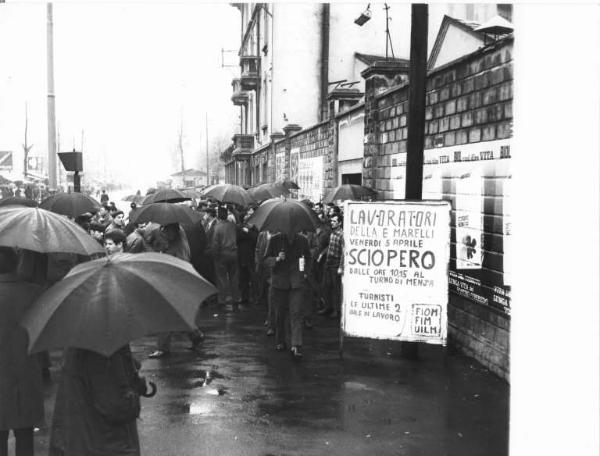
[222,3,513,380]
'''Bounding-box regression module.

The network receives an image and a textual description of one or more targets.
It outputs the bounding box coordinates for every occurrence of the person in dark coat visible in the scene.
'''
[201,208,218,285]
[265,232,312,358]
[237,208,258,306]
[211,206,240,307]
[48,345,141,456]
[255,230,275,335]
[0,248,44,456]
[181,218,208,276]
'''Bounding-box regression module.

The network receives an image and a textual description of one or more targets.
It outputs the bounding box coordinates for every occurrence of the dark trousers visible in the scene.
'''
[272,287,305,347]
[239,263,256,304]
[214,251,240,304]
[0,428,34,456]
[323,266,341,314]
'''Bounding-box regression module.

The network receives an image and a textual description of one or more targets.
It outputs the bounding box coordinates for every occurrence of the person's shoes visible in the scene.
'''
[303,320,314,329]
[275,343,286,351]
[329,311,339,319]
[290,346,303,359]
[266,328,275,336]
[317,308,332,316]
[148,350,169,359]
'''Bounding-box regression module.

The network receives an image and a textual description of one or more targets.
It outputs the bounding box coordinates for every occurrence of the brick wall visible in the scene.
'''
[228,37,513,380]
[289,122,330,201]
[368,37,513,380]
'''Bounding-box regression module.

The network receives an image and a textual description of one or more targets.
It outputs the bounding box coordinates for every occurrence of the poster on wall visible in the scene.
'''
[342,201,451,345]
[290,149,299,183]
[297,155,324,202]
[455,169,483,269]
[275,152,286,182]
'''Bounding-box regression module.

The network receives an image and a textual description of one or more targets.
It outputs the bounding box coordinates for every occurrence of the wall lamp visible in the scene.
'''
[354,4,372,26]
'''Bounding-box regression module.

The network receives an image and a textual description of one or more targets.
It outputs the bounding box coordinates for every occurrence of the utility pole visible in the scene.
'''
[205,113,209,186]
[46,2,57,190]
[22,103,33,181]
[402,4,428,360]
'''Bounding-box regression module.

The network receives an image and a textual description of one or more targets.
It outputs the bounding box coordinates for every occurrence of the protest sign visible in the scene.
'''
[341,201,451,345]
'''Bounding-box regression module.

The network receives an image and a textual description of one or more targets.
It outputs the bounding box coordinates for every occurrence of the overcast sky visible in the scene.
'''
[0,1,241,190]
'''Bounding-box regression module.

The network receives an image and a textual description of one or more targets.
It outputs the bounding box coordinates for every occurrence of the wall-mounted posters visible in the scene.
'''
[297,155,324,202]
[275,152,286,182]
[455,169,484,269]
[342,201,451,345]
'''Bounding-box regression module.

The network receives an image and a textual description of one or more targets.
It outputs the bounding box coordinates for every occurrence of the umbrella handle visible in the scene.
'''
[140,380,157,398]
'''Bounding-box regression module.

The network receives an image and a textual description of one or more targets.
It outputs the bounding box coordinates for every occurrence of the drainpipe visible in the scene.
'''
[319,3,330,121]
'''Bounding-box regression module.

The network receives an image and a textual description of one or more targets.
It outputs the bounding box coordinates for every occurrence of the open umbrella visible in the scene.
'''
[20,252,217,356]
[40,193,102,218]
[128,202,202,226]
[201,184,255,207]
[0,206,105,256]
[248,183,288,202]
[0,196,38,207]
[324,184,377,203]
[142,189,191,204]
[280,179,300,190]
[247,198,320,238]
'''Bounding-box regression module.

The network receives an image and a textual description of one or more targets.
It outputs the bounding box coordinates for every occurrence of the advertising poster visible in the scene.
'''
[342,201,451,345]
[275,152,286,182]
[455,169,483,269]
[297,155,324,202]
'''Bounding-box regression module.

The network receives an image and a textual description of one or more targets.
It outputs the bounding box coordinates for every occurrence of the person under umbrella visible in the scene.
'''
[92,205,113,231]
[48,345,143,456]
[0,248,44,456]
[21,253,217,456]
[237,207,258,306]
[105,210,126,234]
[104,229,127,255]
[211,206,241,310]
[264,232,312,359]
[147,223,203,359]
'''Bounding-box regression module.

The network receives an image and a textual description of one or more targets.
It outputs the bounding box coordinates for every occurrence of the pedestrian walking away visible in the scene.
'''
[0,247,45,456]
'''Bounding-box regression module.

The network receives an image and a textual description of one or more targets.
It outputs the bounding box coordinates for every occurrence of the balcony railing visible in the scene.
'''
[240,55,259,91]
[231,78,249,106]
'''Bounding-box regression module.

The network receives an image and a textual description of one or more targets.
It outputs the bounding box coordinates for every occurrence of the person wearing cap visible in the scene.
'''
[105,210,125,234]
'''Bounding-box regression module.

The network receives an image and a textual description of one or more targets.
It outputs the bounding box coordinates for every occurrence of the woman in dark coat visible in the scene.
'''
[48,345,141,456]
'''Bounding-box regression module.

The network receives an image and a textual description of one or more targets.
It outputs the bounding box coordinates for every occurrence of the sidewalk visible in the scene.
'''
[30,302,509,456]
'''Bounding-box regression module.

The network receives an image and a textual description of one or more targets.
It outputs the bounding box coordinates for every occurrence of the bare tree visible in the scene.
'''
[22,103,33,180]
[177,113,186,185]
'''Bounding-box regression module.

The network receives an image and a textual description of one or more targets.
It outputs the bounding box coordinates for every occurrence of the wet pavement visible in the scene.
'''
[30,302,508,456]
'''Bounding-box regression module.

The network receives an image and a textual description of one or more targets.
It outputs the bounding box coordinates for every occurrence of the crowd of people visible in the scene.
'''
[0,188,347,456]
[75,192,347,359]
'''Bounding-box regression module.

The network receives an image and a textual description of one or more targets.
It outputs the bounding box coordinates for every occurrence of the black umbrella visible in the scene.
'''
[247,198,319,238]
[281,179,300,190]
[40,193,102,218]
[142,189,191,204]
[129,202,202,226]
[201,184,255,207]
[324,184,377,203]
[0,196,38,207]
[248,183,288,202]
